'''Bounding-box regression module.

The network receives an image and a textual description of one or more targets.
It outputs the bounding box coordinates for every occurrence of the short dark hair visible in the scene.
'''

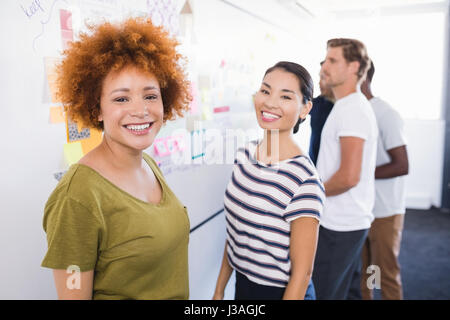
[263,61,314,134]
[366,60,375,83]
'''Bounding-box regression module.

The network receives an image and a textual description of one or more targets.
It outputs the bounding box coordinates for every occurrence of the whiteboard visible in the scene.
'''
[0,0,314,299]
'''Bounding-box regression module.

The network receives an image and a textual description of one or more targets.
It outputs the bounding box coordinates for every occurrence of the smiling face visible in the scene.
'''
[254,68,311,134]
[98,65,164,152]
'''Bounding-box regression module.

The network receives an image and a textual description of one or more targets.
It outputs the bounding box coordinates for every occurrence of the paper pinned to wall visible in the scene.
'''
[81,128,103,154]
[63,142,84,166]
[49,106,65,124]
[180,0,193,14]
[202,105,212,121]
[59,9,73,50]
[153,138,171,157]
[53,171,67,181]
[65,116,91,143]
[189,81,199,115]
[44,57,61,103]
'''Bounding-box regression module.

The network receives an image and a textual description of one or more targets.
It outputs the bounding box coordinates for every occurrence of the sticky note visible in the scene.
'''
[174,134,187,151]
[60,9,73,50]
[49,106,64,123]
[44,57,61,103]
[189,81,199,115]
[166,137,177,153]
[63,142,84,166]
[202,105,212,121]
[213,106,230,114]
[154,138,170,157]
[81,128,103,154]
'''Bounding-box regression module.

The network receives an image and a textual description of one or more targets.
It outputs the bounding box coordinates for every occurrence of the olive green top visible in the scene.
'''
[41,154,190,300]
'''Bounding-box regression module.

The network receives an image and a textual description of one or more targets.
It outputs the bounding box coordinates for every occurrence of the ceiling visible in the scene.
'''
[285,0,449,18]
[221,0,449,22]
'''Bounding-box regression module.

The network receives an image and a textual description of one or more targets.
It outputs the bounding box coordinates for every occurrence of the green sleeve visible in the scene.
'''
[41,196,102,272]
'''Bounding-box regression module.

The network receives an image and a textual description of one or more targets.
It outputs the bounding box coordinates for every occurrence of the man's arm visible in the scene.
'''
[375,145,409,179]
[324,136,365,196]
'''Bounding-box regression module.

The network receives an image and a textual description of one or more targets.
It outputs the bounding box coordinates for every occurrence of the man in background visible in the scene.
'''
[360,61,409,300]
[312,38,378,300]
[309,62,335,165]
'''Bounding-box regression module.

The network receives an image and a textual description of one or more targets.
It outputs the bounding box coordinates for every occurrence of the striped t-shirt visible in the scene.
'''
[224,141,324,288]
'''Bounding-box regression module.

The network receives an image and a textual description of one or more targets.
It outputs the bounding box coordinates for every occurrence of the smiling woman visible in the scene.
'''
[40,17,192,300]
[98,66,164,152]
[213,62,324,300]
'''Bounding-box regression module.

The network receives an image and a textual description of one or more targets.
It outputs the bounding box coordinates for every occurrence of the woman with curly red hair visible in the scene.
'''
[41,17,191,300]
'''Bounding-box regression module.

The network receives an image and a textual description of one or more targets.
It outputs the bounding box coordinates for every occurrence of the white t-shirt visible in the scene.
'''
[370,97,407,218]
[316,92,378,232]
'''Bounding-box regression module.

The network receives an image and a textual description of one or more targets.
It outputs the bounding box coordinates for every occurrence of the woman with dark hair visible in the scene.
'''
[213,62,324,300]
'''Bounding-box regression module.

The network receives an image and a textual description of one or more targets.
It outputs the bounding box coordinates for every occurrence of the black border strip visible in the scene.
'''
[190,209,224,233]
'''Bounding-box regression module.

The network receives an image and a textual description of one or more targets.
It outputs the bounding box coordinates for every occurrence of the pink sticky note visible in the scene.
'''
[153,138,170,157]
[60,9,73,50]
[189,82,199,115]
[174,134,187,151]
[166,137,177,153]
[213,106,230,113]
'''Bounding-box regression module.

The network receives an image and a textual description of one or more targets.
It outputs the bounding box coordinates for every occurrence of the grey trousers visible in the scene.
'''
[312,225,369,300]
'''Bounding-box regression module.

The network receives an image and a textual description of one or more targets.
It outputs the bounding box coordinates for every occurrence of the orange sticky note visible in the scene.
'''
[49,106,64,123]
[81,128,103,154]
[76,119,85,132]
[44,57,61,103]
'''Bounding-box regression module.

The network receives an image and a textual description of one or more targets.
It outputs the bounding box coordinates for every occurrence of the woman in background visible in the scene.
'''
[213,61,324,300]
[41,17,191,299]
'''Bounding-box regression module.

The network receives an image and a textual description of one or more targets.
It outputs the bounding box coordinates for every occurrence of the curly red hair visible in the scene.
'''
[56,17,191,130]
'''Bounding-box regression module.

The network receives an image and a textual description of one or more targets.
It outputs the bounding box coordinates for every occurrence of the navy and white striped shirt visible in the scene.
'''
[225,141,324,288]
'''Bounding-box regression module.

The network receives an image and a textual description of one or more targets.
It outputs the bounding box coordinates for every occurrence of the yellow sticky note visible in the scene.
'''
[63,142,84,166]
[202,105,212,121]
[81,128,103,154]
[49,106,64,123]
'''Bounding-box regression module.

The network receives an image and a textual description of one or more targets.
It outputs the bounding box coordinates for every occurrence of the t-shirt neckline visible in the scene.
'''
[249,140,310,168]
[74,156,167,207]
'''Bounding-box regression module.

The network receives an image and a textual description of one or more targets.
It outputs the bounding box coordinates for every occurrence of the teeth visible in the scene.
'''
[126,123,150,130]
[262,112,280,119]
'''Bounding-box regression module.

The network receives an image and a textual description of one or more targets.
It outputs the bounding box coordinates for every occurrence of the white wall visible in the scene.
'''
[0,0,309,299]
[404,120,446,209]
[296,8,448,209]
